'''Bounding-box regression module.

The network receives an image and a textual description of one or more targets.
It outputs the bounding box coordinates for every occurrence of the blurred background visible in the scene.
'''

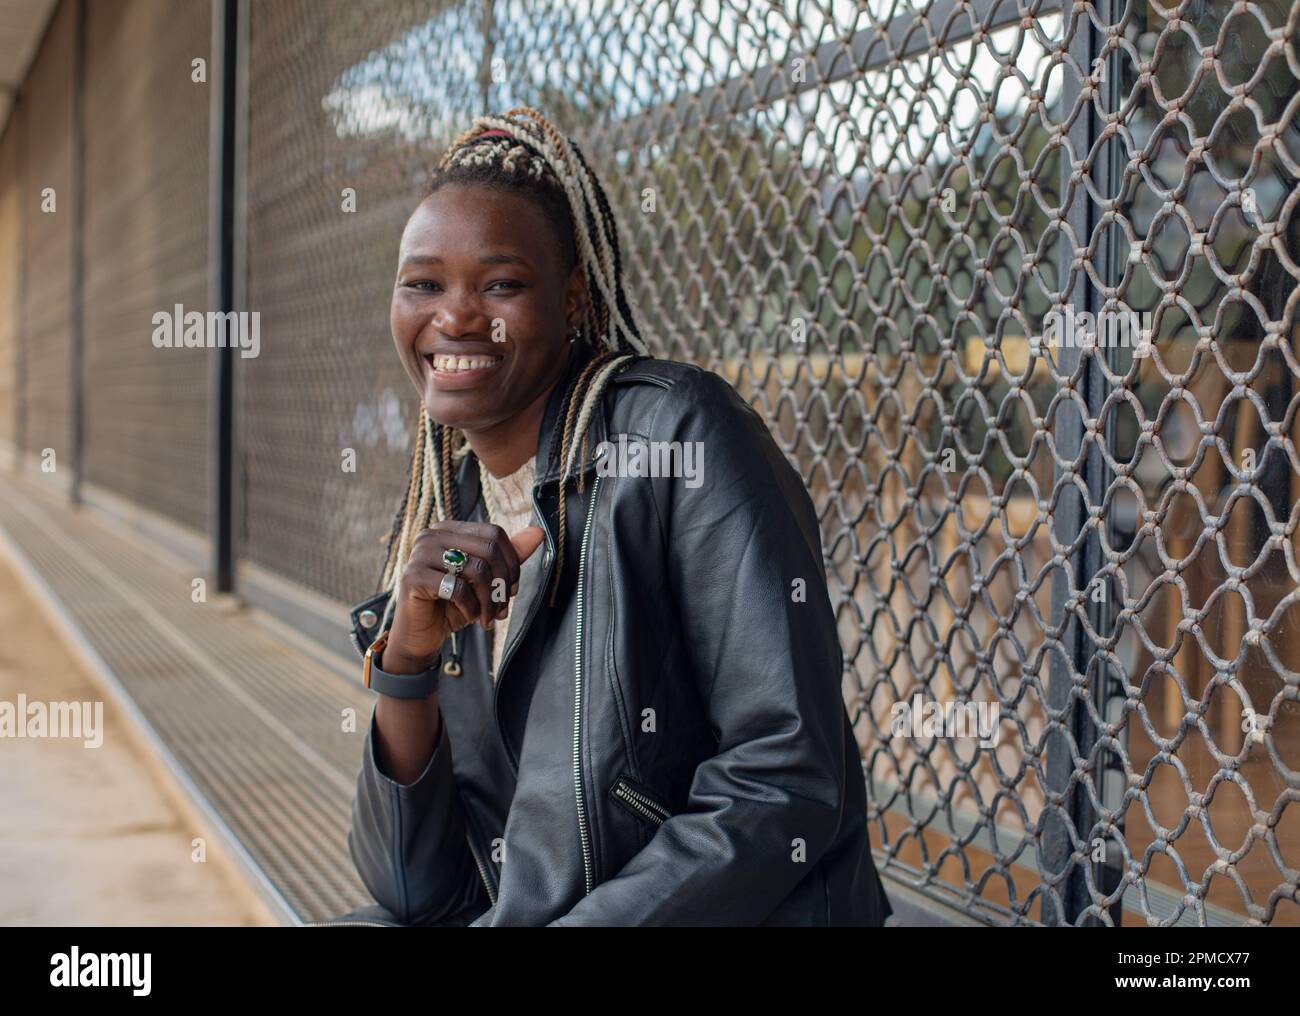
[0,0,1297,926]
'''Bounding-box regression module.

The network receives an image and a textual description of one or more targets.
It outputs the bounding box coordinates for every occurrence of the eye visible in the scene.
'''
[487,280,524,292]
[403,279,440,292]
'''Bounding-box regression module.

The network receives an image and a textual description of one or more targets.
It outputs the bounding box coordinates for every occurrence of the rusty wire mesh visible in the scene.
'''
[243,0,1300,926]
[489,0,1299,926]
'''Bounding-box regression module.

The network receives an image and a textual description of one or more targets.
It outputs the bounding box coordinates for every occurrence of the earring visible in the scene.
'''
[569,325,580,343]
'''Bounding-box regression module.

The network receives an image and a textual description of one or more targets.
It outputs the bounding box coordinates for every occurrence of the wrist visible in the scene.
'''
[364,634,443,699]
[379,645,440,675]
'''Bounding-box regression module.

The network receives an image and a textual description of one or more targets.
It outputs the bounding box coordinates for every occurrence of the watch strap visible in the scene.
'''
[367,644,442,699]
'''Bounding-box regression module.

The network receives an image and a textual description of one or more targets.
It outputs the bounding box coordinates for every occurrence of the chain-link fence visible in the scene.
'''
[3,0,1299,927]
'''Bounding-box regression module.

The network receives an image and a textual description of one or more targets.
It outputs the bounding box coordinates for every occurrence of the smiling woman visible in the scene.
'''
[313,107,893,928]
[383,114,649,619]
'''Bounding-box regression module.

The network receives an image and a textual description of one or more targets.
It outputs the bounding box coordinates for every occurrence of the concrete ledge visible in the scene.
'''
[0,512,290,926]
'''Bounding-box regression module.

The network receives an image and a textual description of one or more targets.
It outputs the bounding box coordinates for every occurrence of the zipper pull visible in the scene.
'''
[444,631,462,677]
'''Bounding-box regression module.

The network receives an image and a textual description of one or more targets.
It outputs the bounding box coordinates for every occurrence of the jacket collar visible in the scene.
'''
[457,337,610,518]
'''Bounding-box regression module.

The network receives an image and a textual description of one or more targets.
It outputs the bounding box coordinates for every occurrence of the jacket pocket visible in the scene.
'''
[609,772,672,828]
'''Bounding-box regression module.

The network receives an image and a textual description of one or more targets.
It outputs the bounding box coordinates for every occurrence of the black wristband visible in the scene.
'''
[367,648,443,699]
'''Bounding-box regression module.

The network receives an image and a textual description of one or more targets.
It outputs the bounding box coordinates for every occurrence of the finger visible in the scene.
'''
[447,552,503,630]
[410,541,509,624]
[431,521,523,582]
[442,595,476,631]
[510,526,546,564]
[420,526,520,604]
[406,563,482,630]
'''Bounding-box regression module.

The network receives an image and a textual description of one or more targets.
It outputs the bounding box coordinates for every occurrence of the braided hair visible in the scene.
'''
[376,107,651,630]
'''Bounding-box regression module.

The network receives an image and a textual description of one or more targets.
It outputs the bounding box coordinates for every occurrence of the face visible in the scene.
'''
[391,183,586,432]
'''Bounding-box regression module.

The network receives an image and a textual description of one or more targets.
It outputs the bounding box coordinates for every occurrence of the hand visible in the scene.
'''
[384,522,546,672]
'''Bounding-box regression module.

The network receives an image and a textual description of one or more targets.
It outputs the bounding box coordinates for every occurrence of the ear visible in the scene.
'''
[563,263,589,334]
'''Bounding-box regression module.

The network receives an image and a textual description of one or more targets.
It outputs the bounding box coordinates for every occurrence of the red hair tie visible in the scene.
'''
[477,128,513,139]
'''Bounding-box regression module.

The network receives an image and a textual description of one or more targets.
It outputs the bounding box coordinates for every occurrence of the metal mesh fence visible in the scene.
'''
[554,0,1297,928]
[81,0,213,534]
[240,0,477,599]
[0,116,18,453]
[3,0,1299,927]
[1092,0,1300,927]
[18,0,76,471]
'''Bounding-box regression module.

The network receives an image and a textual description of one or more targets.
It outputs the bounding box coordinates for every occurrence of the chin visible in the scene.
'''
[422,392,495,432]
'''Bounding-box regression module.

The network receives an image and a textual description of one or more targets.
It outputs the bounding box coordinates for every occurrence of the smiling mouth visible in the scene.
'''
[427,353,504,373]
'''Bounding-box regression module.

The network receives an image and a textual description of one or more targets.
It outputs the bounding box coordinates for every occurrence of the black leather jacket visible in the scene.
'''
[344,339,893,926]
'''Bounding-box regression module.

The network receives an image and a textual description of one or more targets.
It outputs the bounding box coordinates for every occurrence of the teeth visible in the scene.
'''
[431,354,502,372]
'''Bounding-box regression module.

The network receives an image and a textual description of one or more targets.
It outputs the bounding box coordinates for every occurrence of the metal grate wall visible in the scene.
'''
[81,0,213,534]
[0,116,18,455]
[551,0,1297,928]
[2,0,1298,927]
[18,0,76,474]
[240,0,474,600]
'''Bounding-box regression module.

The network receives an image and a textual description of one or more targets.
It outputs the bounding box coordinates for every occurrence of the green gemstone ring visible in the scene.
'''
[442,547,468,577]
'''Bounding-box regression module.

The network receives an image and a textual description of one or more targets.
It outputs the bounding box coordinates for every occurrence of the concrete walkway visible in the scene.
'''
[0,553,273,926]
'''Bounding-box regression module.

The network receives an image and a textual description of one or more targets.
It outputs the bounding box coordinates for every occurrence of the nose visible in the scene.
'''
[430,289,488,339]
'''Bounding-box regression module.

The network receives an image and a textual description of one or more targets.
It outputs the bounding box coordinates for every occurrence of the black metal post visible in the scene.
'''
[210,0,239,592]
[14,91,27,473]
[1043,3,1110,926]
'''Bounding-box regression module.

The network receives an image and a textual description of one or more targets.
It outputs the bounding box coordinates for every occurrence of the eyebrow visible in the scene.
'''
[400,253,531,268]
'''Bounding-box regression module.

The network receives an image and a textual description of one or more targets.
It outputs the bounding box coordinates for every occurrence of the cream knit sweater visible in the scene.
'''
[479,456,537,684]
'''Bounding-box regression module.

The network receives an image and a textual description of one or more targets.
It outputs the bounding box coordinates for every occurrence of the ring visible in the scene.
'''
[442,548,468,577]
[437,574,458,601]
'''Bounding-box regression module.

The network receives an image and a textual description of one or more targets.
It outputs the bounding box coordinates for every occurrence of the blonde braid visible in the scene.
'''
[517,111,645,354]
[381,404,427,593]
[478,457,500,526]
[471,109,645,354]
[421,416,442,525]
[562,354,635,482]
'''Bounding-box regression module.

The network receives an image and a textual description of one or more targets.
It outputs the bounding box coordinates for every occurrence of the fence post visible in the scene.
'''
[209,0,239,592]
[1042,0,1128,927]
[14,91,26,474]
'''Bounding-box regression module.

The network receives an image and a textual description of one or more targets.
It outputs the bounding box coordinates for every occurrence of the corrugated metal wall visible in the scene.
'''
[18,0,75,474]
[82,0,212,532]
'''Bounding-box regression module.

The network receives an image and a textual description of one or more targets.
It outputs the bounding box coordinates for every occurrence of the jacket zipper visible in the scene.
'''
[491,481,556,774]
[466,829,497,907]
[460,790,499,907]
[612,778,671,826]
[573,474,603,895]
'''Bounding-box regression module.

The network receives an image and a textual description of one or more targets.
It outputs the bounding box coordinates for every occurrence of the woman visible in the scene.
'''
[317,107,893,927]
